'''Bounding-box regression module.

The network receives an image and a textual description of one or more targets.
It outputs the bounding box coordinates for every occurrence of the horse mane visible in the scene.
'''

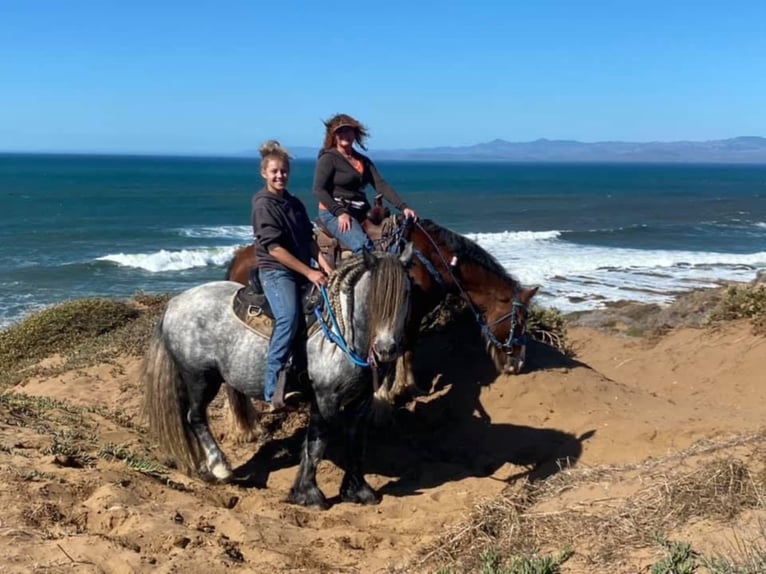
[417,219,522,291]
[365,253,409,339]
[326,252,408,339]
[327,254,371,297]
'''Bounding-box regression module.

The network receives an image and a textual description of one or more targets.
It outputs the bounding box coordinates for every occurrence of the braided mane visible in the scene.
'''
[325,252,409,338]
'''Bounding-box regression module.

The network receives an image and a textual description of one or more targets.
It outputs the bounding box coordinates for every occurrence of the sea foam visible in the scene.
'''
[97,247,238,272]
[468,230,766,312]
[99,226,766,313]
[178,225,252,240]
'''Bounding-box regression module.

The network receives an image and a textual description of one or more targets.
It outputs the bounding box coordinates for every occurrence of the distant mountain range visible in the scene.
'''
[285,136,766,163]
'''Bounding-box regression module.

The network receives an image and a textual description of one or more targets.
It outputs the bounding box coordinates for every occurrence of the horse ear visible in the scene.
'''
[362,248,376,268]
[399,241,415,267]
[520,285,540,304]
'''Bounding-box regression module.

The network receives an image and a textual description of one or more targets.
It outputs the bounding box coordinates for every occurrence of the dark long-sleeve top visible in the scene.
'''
[251,187,314,274]
[312,149,408,219]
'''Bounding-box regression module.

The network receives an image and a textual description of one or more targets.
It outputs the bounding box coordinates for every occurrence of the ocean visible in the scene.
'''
[1,153,765,329]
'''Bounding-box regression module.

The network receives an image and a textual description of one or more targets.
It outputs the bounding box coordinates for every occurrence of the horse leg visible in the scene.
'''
[287,401,330,509]
[339,400,380,505]
[224,384,263,444]
[182,367,232,483]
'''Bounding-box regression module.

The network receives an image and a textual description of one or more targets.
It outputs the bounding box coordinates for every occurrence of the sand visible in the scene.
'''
[0,316,764,573]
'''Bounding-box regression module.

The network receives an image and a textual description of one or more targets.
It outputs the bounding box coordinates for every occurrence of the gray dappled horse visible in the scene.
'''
[142,248,413,508]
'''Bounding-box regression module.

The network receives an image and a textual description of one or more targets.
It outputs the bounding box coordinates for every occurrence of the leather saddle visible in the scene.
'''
[314,196,397,268]
[232,269,321,338]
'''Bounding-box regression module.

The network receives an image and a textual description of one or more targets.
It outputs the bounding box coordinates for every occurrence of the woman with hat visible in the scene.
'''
[313,114,418,253]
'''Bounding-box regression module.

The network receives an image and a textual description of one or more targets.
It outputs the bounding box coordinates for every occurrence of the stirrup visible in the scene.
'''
[268,392,302,413]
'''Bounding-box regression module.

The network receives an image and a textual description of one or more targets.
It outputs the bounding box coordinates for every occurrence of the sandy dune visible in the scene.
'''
[0,315,763,573]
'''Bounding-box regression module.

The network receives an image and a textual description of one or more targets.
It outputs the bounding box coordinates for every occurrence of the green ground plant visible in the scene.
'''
[0,292,169,389]
[709,284,766,334]
[650,538,698,574]
[435,548,572,574]
[526,305,571,355]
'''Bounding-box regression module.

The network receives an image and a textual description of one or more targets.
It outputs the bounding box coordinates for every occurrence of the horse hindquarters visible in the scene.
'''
[141,320,203,475]
[141,319,232,481]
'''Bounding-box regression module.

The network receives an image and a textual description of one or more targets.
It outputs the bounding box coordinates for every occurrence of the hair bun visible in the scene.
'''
[259,140,284,158]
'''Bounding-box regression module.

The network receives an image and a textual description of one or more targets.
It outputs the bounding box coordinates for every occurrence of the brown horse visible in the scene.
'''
[225,218,538,403]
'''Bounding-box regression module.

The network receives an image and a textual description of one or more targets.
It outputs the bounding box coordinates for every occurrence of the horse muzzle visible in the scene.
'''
[503,347,526,375]
[370,340,399,364]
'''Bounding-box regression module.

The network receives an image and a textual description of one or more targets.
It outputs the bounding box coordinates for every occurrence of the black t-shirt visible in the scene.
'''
[312,149,407,219]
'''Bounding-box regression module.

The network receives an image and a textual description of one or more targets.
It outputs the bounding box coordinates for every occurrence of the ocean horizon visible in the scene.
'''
[5,134,766,163]
[1,153,765,329]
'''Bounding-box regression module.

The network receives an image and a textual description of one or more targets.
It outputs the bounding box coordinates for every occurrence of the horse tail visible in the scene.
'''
[140,313,203,475]
[224,385,262,444]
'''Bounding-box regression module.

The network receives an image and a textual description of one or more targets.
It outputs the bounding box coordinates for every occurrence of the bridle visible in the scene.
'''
[482,302,529,353]
[399,219,530,356]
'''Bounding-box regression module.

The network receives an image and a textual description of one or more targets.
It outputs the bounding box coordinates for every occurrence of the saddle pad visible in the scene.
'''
[231,292,321,340]
[231,293,273,339]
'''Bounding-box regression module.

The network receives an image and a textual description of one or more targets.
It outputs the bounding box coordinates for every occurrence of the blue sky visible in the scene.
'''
[1,1,765,154]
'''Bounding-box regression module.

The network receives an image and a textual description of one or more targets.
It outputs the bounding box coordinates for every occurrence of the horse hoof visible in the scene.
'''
[198,469,216,483]
[210,462,233,482]
[287,488,330,510]
[341,487,381,505]
[199,465,233,484]
[309,499,331,511]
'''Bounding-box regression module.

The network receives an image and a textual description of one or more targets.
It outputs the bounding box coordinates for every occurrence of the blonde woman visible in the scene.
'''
[253,141,332,410]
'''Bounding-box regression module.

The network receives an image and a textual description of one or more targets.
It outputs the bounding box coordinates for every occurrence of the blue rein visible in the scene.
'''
[313,285,371,368]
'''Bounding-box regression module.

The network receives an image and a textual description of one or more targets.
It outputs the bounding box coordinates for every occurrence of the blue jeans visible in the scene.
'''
[317,210,373,254]
[261,268,301,404]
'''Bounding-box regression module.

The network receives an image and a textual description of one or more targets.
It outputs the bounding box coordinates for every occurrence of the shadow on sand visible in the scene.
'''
[234,316,594,500]
[371,321,594,496]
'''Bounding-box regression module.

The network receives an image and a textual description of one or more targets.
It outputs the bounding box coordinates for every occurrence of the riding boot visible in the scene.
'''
[289,318,311,394]
[269,369,301,412]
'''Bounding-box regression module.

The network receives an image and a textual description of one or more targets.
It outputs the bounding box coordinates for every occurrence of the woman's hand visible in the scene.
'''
[317,253,334,276]
[402,207,418,221]
[337,213,352,233]
[306,269,328,289]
